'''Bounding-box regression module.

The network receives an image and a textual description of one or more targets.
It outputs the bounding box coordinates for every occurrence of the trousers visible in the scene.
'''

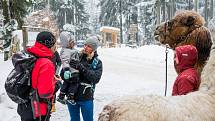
[67,100,93,121]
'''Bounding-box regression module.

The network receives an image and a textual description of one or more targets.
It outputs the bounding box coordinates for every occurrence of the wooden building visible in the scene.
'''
[100,26,120,47]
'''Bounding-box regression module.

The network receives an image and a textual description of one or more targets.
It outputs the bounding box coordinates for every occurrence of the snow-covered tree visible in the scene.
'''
[29,0,46,12]
[0,0,32,60]
[99,0,140,27]
[99,0,142,44]
[3,0,32,29]
[175,0,193,11]
[50,0,89,39]
[139,0,156,45]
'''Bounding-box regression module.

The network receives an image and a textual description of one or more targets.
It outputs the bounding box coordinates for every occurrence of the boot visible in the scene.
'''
[67,93,76,105]
[57,92,66,105]
[51,103,56,112]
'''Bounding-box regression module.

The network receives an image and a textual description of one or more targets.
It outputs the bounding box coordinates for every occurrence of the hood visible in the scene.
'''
[27,42,54,59]
[60,31,74,48]
[175,45,198,73]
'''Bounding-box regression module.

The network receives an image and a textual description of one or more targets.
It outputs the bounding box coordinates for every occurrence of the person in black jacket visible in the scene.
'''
[68,36,103,121]
[51,51,62,112]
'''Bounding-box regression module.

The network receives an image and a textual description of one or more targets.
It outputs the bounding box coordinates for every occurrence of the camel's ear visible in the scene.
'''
[182,16,195,26]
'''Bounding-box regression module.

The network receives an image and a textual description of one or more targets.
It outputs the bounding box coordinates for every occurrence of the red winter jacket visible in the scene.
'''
[27,42,56,117]
[172,45,200,96]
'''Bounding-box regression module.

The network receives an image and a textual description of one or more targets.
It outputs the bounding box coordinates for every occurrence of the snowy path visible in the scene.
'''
[0,46,177,121]
[51,46,177,121]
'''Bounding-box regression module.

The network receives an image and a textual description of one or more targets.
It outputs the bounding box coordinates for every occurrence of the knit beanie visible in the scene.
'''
[36,31,56,48]
[85,36,100,51]
[60,31,74,48]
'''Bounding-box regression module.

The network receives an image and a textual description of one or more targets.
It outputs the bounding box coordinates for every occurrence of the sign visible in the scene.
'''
[129,24,138,33]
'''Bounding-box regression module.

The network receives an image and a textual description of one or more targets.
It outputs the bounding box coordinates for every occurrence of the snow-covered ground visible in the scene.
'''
[0,45,177,121]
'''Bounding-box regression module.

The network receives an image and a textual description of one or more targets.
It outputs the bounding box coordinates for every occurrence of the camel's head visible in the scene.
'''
[154,10,205,49]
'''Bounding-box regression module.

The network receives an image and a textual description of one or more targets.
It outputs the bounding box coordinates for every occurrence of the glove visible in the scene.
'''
[70,59,80,69]
[54,81,62,93]
[64,70,72,80]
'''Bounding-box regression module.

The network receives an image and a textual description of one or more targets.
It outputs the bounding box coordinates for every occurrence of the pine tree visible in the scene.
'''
[73,0,90,39]
[99,0,121,26]
[1,0,9,25]
[30,0,47,11]
[8,0,32,29]
[99,0,141,43]
[50,0,89,39]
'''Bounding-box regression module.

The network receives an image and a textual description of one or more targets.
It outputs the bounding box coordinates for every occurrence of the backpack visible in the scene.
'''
[90,57,99,91]
[91,57,99,70]
[5,50,37,104]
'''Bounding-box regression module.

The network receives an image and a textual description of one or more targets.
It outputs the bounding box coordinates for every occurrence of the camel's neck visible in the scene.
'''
[199,46,215,91]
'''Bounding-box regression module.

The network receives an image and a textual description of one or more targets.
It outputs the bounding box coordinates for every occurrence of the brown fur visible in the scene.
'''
[154,10,212,74]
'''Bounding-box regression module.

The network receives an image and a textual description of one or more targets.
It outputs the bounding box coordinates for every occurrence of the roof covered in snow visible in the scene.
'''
[100,26,120,33]
[25,8,59,38]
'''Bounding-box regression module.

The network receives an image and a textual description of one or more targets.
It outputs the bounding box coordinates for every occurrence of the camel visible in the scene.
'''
[98,10,215,121]
[154,10,212,74]
[98,45,215,121]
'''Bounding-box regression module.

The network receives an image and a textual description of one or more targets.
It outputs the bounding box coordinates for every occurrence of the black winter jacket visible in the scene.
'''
[75,51,103,101]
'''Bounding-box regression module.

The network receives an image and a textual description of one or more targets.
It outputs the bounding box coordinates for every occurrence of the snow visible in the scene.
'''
[100,26,120,32]
[63,24,76,32]
[11,30,39,50]
[0,45,176,121]
[135,0,156,7]
[42,17,49,22]
[29,10,40,16]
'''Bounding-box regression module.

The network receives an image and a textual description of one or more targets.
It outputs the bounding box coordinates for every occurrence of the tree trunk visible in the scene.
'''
[188,0,191,10]
[194,0,198,12]
[119,0,123,44]
[22,26,28,50]
[172,0,175,18]
[64,10,67,24]
[156,0,161,24]
[167,0,171,20]
[205,0,208,26]
[210,0,213,20]
[162,0,166,22]
[2,0,9,25]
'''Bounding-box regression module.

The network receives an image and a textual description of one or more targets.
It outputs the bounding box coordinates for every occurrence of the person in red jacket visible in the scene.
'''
[17,31,61,121]
[172,45,200,96]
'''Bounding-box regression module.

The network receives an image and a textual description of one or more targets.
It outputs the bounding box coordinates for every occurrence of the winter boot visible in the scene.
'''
[57,92,66,105]
[67,93,76,105]
[51,103,56,112]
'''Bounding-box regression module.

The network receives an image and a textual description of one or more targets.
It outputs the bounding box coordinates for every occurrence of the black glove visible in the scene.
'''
[54,81,62,93]
[70,59,80,69]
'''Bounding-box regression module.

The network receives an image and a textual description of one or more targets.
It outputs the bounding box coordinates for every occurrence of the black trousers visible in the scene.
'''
[60,81,79,94]
[21,116,49,121]
[18,102,50,121]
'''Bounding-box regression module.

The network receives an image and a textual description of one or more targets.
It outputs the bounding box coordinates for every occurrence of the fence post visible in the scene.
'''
[22,26,28,49]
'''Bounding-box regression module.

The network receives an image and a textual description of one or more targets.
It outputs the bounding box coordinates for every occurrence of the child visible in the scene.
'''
[57,31,80,104]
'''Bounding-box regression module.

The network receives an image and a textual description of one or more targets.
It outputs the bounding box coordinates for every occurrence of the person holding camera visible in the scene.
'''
[68,36,103,121]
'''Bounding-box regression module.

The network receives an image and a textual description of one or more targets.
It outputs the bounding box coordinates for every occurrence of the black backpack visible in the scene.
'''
[5,50,37,104]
